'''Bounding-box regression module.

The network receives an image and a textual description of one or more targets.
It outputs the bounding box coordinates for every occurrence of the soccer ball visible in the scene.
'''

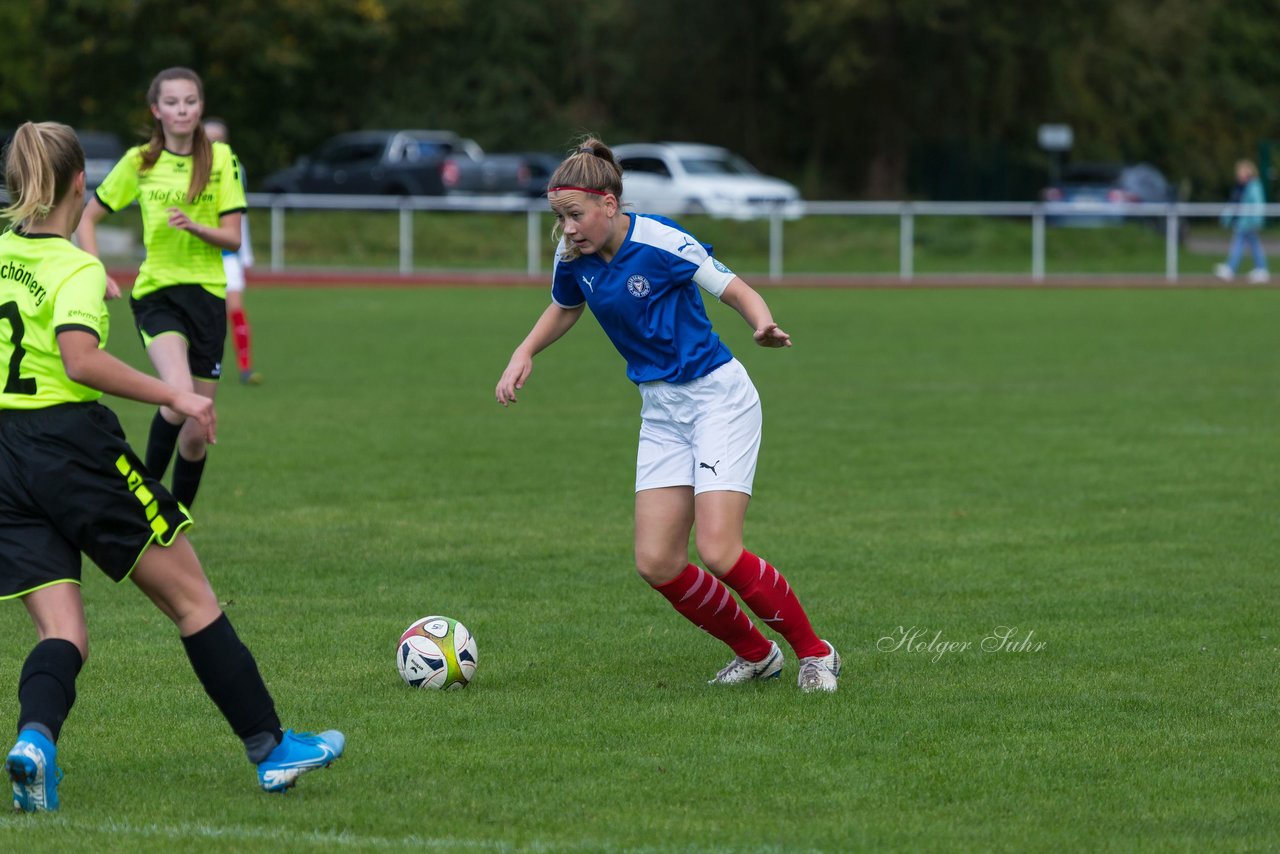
[397,616,478,690]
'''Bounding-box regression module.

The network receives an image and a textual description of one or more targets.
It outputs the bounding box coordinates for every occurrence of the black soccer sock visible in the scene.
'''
[171,452,207,508]
[17,639,84,743]
[145,410,183,479]
[181,612,282,762]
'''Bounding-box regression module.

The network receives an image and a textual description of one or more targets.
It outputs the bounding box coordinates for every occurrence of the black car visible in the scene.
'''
[0,127,11,195]
[440,149,560,198]
[260,130,467,196]
[76,130,125,191]
[1041,162,1179,227]
[515,152,562,197]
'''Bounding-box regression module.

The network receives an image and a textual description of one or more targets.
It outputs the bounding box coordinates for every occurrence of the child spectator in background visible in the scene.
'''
[1216,159,1270,284]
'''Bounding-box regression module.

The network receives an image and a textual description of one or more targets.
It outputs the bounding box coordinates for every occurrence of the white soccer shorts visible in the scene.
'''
[635,358,762,496]
[223,254,246,293]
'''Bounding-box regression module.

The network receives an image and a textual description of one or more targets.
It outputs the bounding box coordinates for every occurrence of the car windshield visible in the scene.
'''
[679,153,759,177]
[414,142,452,158]
[1061,165,1122,185]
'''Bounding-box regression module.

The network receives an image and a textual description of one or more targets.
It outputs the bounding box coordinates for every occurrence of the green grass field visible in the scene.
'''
[1,284,1277,852]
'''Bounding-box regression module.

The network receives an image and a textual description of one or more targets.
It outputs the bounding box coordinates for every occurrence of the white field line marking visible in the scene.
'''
[1,816,814,853]
[2,817,531,850]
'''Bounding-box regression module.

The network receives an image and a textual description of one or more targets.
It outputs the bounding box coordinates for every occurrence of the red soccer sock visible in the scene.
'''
[230,307,252,373]
[653,564,773,662]
[720,549,828,659]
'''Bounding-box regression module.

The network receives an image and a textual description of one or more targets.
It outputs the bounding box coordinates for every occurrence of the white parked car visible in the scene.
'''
[613,142,803,219]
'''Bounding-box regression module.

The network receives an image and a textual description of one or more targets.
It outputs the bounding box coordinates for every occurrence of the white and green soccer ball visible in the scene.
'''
[397,616,478,690]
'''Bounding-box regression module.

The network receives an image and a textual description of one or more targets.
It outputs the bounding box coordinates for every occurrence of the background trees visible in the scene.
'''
[3,0,1277,200]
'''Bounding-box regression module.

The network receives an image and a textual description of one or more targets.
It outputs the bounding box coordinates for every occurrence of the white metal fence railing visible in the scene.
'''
[245,193,1275,283]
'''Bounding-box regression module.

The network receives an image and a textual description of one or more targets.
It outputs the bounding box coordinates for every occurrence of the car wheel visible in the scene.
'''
[685,199,707,215]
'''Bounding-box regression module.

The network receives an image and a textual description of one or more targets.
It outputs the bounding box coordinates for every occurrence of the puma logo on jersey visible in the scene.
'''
[677,237,696,253]
[699,460,720,476]
[581,275,595,292]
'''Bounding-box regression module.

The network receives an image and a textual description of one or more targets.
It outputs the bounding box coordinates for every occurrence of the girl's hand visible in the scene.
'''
[496,353,534,406]
[170,392,216,444]
[104,275,121,300]
[754,322,792,348]
[167,207,201,236]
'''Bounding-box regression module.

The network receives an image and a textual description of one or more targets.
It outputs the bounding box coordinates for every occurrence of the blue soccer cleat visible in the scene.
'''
[8,729,62,812]
[256,729,344,793]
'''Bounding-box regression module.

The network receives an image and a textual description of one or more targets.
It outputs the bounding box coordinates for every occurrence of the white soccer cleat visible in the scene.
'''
[708,641,783,685]
[797,641,841,693]
[1214,263,1234,282]
[1248,268,1270,284]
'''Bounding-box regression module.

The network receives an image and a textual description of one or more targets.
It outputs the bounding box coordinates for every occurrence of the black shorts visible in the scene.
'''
[0,402,193,599]
[130,285,227,381]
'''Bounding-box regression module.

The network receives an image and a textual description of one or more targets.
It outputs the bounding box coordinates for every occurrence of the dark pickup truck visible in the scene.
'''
[261,130,467,195]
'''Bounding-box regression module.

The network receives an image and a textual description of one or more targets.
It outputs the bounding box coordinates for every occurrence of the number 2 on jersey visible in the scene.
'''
[0,301,37,395]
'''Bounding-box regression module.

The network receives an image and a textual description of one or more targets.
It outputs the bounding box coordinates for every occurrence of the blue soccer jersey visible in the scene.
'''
[551,214,739,384]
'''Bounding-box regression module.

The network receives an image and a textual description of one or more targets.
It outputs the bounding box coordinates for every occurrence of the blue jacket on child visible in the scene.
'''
[1223,177,1266,232]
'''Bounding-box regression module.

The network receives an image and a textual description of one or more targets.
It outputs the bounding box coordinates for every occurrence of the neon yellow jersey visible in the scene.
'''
[95,141,247,299]
[0,230,110,409]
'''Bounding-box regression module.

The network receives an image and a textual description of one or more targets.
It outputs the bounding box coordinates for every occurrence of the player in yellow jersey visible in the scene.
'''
[76,67,246,508]
[2,122,343,812]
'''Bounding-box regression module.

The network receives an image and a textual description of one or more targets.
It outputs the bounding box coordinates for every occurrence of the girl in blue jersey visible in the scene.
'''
[496,139,840,692]
[1,123,342,811]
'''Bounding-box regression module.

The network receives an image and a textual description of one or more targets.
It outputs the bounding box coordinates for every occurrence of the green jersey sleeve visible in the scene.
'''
[94,146,143,212]
[52,261,110,340]
[218,144,248,215]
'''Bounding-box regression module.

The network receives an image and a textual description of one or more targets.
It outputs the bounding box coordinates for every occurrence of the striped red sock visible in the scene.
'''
[653,564,773,662]
[721,550,827,659]
[230,307,252,373]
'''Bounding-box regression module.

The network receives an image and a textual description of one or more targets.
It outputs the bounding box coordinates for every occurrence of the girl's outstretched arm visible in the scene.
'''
[720,277,792,348]
[495,302,585,405]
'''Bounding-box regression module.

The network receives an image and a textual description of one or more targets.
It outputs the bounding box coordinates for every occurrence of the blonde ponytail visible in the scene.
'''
[1,122,84,229]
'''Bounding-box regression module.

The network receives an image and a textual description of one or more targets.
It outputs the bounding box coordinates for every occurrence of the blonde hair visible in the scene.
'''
[1236,159,1258,180]
[548,137,624,261]
[1,122,85,229]
[141,67,212,203]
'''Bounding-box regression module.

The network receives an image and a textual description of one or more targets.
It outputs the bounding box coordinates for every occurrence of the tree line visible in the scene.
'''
[3,0,1278,201]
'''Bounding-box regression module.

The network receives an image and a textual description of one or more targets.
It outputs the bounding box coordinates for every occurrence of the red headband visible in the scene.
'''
[548,185,610,197]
